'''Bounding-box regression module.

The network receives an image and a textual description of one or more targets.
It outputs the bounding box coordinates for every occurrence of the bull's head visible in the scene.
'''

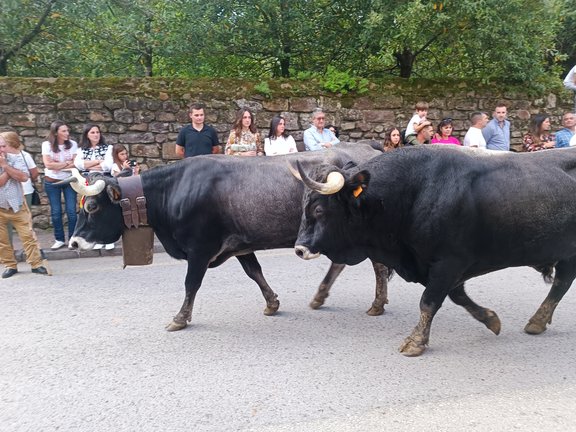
[58,169,125,250]
[290,161,371,266]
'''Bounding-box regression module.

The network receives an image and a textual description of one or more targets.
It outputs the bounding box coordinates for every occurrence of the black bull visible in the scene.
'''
[294,145,576,356]
[66,143,390,330]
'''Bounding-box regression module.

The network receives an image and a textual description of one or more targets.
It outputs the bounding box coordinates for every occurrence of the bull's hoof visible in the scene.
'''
[399,337,427,357]
[483,310,501,335]
[264,300,280,316]
[524,320,547,335]
[366,304,385,316]
[165,320,188,331]
[310,298,325,310]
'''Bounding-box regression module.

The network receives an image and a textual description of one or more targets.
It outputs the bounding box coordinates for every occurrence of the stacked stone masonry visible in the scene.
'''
[0,78,573,228]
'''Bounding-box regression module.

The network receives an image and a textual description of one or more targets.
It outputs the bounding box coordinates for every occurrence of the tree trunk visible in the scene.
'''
[0,58,7,77]
[395,48,415,78]
[142,15,153,77]
[279,45,291,78]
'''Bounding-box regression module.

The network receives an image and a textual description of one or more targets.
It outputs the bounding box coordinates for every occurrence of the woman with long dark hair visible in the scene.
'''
[74,123,114,250]
[225,109,263,156]
[523,114,555,152]
[382,126,402,152]
[41,120,78,250]
[431,118,461,145]
[264,115,297,155]
[74,123,113,174]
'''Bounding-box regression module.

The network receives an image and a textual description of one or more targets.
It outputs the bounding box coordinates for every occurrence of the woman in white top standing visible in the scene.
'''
[264,115,298,156]
[74,123,114,250]
[42,120,78,250]
[74,123,113,175]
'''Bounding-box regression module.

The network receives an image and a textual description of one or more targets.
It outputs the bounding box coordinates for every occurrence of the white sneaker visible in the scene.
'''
[93,244,104,250]
[51,240,65,250]
[104,243,115,250]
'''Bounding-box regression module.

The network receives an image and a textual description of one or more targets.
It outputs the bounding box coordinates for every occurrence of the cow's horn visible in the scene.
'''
[296,161,345,195]
[287,161,302,181]
[61,168,106,196]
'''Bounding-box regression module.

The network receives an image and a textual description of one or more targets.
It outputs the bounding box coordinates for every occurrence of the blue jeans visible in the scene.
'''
[44,180,77,242]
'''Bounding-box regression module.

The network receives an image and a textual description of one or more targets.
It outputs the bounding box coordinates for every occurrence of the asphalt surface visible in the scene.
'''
[2,249,576,431]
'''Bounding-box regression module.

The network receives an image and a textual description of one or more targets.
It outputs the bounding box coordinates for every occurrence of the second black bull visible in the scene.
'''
[63,143,390,330]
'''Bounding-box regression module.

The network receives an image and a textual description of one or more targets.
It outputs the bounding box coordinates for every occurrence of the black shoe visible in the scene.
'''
[2,268,18,279]
[31,266,49,275]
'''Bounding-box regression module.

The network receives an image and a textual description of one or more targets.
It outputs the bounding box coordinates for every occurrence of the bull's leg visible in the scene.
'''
[367,262,390,316]
[310,262,345,309]
[166,258,208,332]
[525,258,576,335]
[399,265,460,357]
[237,253,280,316]
[448,283,501,335]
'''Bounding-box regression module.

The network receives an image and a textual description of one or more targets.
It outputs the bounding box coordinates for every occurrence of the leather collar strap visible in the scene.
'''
[117,175,148,228]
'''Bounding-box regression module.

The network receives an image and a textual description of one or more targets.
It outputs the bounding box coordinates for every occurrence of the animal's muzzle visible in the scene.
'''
[295,245,320,260]
[68,236,95,251]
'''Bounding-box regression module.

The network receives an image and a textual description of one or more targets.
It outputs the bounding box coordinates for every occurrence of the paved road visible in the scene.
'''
[1,250,576,431]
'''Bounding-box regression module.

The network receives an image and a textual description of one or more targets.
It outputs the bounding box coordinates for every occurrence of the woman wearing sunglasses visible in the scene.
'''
[431,118,461,145]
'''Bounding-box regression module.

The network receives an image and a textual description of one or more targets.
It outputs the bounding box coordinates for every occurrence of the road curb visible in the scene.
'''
[15,243,166,262]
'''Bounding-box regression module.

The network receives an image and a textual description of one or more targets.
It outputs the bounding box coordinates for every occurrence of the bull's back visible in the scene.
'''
[367,146,576,273]
[142,144,382,256]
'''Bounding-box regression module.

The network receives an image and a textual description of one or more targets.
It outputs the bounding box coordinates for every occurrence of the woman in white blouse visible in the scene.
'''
[74,123,114,250]
[264,115,298,156]
[74,123,113,175]
[42,120,78,250]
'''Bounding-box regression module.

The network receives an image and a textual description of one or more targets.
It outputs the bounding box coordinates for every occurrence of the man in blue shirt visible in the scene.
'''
[175,103,221,158]
[303,109,340,151]
[554,112,575,148]
[482,104,510,151]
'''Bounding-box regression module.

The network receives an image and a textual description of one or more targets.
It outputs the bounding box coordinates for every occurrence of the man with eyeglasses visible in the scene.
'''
[303,108,340,151]
[482,104,510,151]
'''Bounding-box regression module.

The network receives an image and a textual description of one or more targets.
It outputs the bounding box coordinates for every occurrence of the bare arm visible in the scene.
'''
[0,156,29,185]
[42,154,75,171]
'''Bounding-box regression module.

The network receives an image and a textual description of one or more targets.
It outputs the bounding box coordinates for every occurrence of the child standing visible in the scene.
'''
[404,101,429,143]
[111,144,139,177]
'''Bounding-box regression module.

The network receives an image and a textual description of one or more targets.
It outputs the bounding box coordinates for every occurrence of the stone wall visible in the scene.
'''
[0,77,574,228]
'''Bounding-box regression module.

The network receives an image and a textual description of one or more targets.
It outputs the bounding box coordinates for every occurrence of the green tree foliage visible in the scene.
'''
[555,0,576,75]
[0,0,58,76]
[0,0,572,84]
[360,0,560,81]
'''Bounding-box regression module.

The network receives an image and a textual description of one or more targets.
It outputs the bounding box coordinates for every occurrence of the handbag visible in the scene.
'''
[21,151,41,205]
[30,186,41,206]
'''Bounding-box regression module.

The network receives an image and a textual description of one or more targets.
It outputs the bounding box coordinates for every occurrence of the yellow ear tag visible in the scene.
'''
[353,186,363,198]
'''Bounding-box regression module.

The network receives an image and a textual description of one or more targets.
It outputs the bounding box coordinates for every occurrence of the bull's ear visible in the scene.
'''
[347,170,370,199]
[106,184,122,204]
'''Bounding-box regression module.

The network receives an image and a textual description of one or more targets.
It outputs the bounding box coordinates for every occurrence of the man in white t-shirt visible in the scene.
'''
[463,112,489,149]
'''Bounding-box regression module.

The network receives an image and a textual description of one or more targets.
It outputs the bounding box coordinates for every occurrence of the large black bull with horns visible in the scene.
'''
[61,143,390,330]
[293,145,576,356]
